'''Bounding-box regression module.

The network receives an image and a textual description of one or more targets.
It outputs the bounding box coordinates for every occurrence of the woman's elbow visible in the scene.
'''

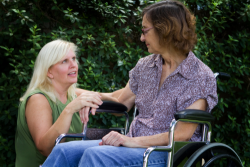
[175,136,191,142]
[38,147,52,157]
[36,143,53,157]
[182,136,192,141]
[174,132,193,141]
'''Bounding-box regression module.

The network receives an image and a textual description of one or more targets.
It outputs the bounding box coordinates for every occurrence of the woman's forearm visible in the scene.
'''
[38,108,74,156]
[100,88,125,102]
[132,132,170,148]
[26,95,75,157]
[100,130,170,148]
[76,88,124,102]
[113,88,125,98]
[131,122,198,148]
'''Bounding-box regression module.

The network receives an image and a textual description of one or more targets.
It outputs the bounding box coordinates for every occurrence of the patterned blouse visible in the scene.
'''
[127,51,218,141]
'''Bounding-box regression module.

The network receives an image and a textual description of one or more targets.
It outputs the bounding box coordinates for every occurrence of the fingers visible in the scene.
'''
[80,92,102,106]
[83,106,90,124]
[91,107,96,115]
[73,91,103,123]
[101,131,124,147]
[79,106,96,124]
[73,91,102,113]
[109,132,123,146]
[81,101,100,109]
[79,107,89,124]
[79,108,85,123]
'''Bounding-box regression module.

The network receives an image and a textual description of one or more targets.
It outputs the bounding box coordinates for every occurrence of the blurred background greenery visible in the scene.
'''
[0,0,250,166]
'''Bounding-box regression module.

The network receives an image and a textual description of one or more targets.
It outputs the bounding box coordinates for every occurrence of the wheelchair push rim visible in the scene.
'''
[183,143,243,167]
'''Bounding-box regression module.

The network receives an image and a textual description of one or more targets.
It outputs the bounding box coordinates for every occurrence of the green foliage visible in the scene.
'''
[0,0,250,166]
[182,0,250,165]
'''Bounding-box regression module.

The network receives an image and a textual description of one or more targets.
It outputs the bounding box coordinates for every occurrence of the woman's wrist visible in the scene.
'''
[100,93,114,101]
[75,88,91,97]
[132,137,146,148]
[63,105,74,115]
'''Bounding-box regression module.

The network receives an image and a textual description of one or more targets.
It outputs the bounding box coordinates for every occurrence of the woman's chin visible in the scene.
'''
[148,50,157,54]
[147,49,153,54]
[69,80,78,85]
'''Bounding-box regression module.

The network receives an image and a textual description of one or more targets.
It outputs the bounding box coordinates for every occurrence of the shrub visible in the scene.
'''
[0,0,249,166]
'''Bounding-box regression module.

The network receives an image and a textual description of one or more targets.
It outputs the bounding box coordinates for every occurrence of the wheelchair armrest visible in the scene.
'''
[96,101,127,113]
[174,109,215,122]
[55,133,85,145]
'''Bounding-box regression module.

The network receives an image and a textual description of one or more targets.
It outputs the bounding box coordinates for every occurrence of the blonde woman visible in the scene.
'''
[15,39,112,167]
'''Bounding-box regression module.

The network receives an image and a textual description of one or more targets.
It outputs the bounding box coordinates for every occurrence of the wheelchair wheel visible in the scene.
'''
[183,143,243,167]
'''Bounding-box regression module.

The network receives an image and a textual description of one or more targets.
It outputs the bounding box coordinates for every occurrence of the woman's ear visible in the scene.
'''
[47,69,54,79]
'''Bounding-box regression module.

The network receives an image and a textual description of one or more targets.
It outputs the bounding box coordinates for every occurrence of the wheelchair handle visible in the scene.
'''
[214,72,230,80]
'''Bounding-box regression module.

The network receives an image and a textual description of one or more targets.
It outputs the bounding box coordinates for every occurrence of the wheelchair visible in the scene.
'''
[55,72,243,167]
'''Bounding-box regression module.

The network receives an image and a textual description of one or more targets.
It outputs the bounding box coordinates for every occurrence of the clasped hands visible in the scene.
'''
[74,91,136,147]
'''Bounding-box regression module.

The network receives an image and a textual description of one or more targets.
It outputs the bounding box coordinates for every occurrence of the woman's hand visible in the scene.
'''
[79,106,95,124]
[99,131,140,148]
[67,91,103,124]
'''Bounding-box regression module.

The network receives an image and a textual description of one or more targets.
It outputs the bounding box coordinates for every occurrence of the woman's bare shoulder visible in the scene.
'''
[26,94,52,113]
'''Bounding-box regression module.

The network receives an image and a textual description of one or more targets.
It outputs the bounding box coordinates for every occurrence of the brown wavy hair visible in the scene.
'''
[142,0,197,54]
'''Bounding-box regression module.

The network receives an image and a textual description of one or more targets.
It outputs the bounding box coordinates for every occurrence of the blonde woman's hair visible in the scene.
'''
[20,39,78,102]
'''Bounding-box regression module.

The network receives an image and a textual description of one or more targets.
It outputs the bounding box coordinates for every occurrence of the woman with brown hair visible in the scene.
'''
[42,1,218,166]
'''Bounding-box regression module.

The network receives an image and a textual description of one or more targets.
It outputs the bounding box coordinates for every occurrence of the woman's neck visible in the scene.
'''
[160,46,187,69]
[51,82,69,103]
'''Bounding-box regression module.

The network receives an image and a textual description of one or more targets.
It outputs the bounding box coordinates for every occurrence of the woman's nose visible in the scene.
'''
[140,33,145,42]
[70,59,77,68]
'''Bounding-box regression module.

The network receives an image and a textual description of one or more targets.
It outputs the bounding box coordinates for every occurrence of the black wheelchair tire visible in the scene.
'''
[203,154,242,167]
[183,143,243,167]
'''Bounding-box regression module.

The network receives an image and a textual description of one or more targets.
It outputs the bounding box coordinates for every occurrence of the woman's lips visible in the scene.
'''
[68,72,77,76]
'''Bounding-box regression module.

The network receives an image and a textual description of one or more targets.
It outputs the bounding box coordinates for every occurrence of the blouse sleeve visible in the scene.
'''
[177,75,218,112]
[129,58,144,95]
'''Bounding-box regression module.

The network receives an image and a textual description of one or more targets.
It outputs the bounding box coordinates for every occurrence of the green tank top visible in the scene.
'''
[15,89,82,167]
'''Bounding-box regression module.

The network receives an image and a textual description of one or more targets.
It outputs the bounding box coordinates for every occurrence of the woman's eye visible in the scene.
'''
[62,60,67,63]
[72,57,76,61]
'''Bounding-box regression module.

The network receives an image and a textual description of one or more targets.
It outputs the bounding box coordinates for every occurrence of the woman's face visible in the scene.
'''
[140,15,164,54]
[47,49,78,88]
